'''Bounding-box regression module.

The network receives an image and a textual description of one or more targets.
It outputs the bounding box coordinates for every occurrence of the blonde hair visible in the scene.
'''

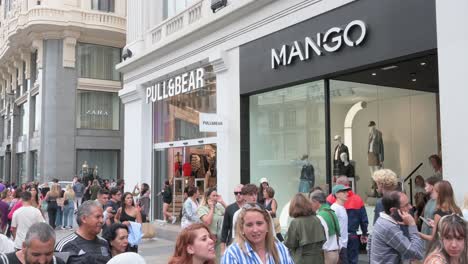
[64,185,75,200]
[234,207,279,263]
[49,184,61,197]
[372,169,398,191]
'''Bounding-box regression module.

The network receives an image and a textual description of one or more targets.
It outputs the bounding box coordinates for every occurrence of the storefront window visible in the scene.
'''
[250,80,326,220]
[76,90,120,130]
[329,80,439,198]
[77,43,121,81]
[153,65,216,143]
[76,150,119,180]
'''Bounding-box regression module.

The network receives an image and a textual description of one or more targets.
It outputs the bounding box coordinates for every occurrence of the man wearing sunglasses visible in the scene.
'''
[220,184,244,253]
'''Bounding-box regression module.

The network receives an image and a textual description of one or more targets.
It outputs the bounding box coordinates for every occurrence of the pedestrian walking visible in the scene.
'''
[221,203,294,264]
[181,186,201,229]
[197,187,226,260]
[11,191,45,250]
[44,184,60,229]
[72,178,85,208]
[220,184,244,253]
[424,214,467,264]
[369,191,424,263]
[310,190,341,264]
[285,193,325,264]
[62,185,75,229]
[103,223,129,257]
[168,223,216,264]
[0,222,65,264]
[114,192,142,252]
[331,184,351,264]
[135,183,151,223]
[55,200,111,264]
[160,181,176,224]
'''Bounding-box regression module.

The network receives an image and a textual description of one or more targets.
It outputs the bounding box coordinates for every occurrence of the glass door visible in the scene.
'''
[153,139,217,221]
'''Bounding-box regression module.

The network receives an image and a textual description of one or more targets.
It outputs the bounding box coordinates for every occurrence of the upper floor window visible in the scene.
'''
[76,90,120,130]
[91,0,114,13]
[163,0,197,20]
[77,43,121,81]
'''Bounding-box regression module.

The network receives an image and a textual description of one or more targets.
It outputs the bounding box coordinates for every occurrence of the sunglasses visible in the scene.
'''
[242,202,263,210]
[234,192,242,195]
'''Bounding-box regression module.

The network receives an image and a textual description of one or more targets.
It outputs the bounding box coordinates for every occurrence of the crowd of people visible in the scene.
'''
[170,168,467,264]
[0,156,467,264]
[0,177,151,263]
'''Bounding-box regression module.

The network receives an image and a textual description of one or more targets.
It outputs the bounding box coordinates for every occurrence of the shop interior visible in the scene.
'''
[249,54,440,226]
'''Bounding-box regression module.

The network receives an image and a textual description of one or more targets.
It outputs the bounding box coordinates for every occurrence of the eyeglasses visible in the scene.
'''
[234,192,242,195]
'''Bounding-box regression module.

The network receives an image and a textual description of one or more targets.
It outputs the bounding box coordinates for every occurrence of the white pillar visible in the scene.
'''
[211,49,241,204]
[436,0,468,206]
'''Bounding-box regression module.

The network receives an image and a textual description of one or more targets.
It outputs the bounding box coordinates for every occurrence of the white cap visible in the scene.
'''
[107,252,146,264]
[259,177,268,184]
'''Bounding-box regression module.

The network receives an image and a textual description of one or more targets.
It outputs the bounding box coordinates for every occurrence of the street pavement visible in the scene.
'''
[55,223,180,263]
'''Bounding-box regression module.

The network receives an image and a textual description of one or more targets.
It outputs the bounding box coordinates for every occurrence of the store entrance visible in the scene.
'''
[153,141,217,220]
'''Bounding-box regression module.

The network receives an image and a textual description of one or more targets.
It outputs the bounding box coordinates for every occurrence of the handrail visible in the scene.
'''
[404,162,423,183]
[404,162,423,205]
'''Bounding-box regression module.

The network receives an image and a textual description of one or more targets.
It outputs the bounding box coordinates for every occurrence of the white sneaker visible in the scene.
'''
[171,216,177,224]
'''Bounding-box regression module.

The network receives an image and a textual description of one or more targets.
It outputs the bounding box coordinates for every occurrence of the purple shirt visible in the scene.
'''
[0,200,9,229]
[0,183,5,193]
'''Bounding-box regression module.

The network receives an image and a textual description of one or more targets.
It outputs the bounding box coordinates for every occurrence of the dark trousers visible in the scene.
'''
[47,202,58,228]
[338,247,348,264]
[347,236,360,264]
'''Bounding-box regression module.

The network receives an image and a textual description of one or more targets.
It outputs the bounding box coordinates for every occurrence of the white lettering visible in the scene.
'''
[287,41,305,65]
[344,20,366,47]
[323,27,342,52]
[188,71,195,91]
[196,68,205,89]
[181,73,188,92]
[144,67,207,103]
[304,34,322,59]
[146,86,152,104]
[271,45,288,69]
[271,20,367,69]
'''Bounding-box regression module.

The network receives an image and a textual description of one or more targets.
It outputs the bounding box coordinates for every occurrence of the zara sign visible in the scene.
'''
[271,20,367,69]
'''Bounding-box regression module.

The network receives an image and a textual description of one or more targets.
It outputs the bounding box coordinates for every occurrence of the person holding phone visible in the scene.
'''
[369,191,425,263]
[197,187,226,261]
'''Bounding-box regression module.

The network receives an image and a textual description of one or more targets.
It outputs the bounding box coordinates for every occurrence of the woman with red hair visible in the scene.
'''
[169,223,216,264]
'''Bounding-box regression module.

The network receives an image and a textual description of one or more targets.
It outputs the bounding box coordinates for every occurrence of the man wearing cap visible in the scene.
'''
[257,178,269,204]
[327,176,368,264]
[220,184,244,254]
[331,184,350,264]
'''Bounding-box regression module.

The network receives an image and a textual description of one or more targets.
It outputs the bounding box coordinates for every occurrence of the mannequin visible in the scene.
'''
[368,121,384,175]
[333,135,349,176]
[298,154,315,193]
[338,152,355,178]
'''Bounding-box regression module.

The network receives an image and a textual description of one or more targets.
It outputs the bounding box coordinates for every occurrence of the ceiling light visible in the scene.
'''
[412,78,417,82]
[371,73,377,76]
[420,62,426,66]
[381,65,398,71]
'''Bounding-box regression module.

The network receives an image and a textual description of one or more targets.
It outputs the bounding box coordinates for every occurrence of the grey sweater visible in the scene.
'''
[369,213,424,264]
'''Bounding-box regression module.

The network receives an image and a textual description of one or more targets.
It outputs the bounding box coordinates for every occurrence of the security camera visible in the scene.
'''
[211,0,227,13]
[122,47,133,61]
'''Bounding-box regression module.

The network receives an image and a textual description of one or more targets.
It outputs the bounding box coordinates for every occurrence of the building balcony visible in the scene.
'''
[0,1,126,59]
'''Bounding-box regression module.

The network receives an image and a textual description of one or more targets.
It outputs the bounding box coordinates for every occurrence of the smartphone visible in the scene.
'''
[419,216,431,226]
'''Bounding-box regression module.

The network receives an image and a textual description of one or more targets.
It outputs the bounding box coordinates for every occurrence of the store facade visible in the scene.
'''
[240,0,439,221]
[118,0,457,222]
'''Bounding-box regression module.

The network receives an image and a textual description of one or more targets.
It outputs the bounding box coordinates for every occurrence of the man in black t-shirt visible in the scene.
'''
[0,222,65,264]
[55,201,111,264]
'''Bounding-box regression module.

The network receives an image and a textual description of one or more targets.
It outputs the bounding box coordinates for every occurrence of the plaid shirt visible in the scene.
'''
[369,212,424,264]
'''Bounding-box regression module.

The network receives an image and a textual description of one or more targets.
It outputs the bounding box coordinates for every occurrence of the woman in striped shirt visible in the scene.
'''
[221,203,294,264]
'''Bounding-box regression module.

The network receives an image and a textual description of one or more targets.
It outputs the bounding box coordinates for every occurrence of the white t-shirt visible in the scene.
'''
[11,206,45,249]
[0,234,14,253]
[317,215,340,251]
[331,203,348,248]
